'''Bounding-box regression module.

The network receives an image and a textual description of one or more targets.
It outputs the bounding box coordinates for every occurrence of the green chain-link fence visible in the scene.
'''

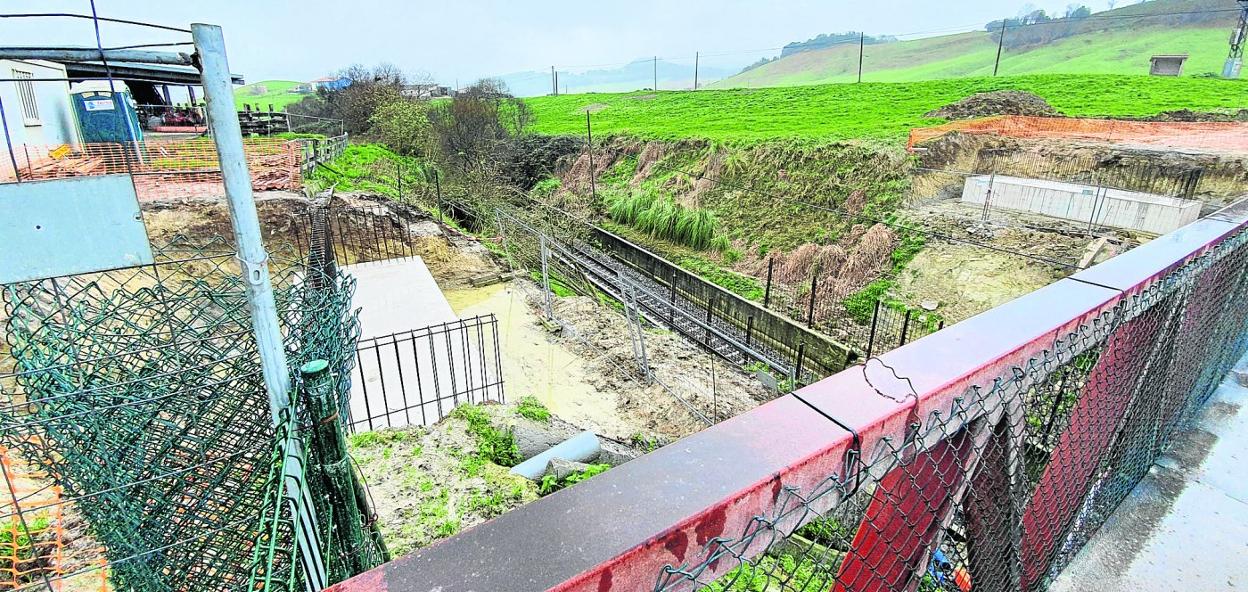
[1,217,385,590]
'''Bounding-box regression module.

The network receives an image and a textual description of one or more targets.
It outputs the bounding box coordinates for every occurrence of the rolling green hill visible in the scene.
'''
[715,0,1242,88]
[525,74,1247,143]
[233,80,309,111]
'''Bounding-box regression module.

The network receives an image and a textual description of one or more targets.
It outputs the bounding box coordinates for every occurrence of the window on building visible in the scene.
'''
[12,70,40,125]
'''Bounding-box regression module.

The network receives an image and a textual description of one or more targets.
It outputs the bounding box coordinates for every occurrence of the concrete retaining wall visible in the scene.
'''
[962,174,1202,234]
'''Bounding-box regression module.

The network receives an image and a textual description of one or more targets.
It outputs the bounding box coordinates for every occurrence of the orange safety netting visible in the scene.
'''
[0,138,302,201]
[1,447,109,591]
[908,115,1248,154]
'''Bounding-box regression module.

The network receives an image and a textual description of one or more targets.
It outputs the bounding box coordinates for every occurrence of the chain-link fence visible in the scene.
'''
[0,227,386,590]
[653,215,1248,592]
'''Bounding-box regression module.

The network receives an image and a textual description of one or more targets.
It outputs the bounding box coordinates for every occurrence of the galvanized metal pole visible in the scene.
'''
[192,23,292,424]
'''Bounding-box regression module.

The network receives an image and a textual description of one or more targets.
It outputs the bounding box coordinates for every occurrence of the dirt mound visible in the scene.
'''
[1147,109,1248,123]
[926,91,1060,120]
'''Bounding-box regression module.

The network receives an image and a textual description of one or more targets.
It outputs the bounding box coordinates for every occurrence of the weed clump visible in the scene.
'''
[538,463,611,495]
[451,404,520,467]
[606,190,728,251]
[516,396,551,423]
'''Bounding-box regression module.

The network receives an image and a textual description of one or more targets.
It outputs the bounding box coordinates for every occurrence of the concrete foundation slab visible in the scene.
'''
[1050,350,1248,592]
[962,175,1201,234]
[344,257,458,339]
[343,257,495,430]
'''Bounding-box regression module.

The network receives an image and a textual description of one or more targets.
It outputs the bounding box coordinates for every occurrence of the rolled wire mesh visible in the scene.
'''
[0,229,381,590]
[653,225,1248,592]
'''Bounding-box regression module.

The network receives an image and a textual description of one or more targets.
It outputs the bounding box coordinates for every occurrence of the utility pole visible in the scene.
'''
[694,51,699,90]
[1225,0,1248,78]
[993,20,1007,76]
[551,66,557,95]
[653,55,658,91]
[586,111,596,200]
[858,32,865,83]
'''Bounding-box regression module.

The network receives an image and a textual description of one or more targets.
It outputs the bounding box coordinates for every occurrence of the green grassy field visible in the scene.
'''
[525,74,1247,143]
[714,0,1241,88]
[233,79,308,111]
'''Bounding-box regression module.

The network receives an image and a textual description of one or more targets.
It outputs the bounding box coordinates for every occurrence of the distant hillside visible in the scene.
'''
[233,80,307,111]
[715,0,1243,88]
[500,59,735,98]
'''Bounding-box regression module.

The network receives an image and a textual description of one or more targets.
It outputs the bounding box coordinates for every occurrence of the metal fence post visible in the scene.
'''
[794,342,807,386]
[540,235,553,319]
[396,160,402,201]
[866,299,881,359]
[806,270,819,327]
[193,23,292,424]
[745,315,755,347]
[194,22,330,589]
[764,257,774,309]
[899,308,913,346]
[434,168,444,221]
[670,271,678,325]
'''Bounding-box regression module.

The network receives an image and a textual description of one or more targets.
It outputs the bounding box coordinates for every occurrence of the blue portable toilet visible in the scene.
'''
[70,83,144,144]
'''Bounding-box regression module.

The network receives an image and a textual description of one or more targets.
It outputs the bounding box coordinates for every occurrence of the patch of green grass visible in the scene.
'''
[233,79,310,111]
[844,278,898,324]
[528,270,577,297]
[516,396,551,423]
[310,143,426,198]
[531,177,562,198]
[452,404,520,467]
[677,256,765,302]
[526,74,1247,143]
[348,429,412,449]
[538,463,612,495]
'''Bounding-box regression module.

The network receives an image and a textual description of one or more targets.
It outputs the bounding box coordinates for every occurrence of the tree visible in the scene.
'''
[428,79,529,175]
[288,63,407,135]
[368,97,433,157]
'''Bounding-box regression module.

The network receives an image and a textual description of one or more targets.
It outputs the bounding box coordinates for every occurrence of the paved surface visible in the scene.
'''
[343,256,458,338]
[1051,352,1248,592]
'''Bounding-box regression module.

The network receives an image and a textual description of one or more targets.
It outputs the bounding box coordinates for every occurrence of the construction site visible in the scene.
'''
[1,3,1248,591]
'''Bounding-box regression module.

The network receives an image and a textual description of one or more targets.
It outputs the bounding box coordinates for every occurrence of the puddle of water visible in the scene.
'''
[443,282,631,437]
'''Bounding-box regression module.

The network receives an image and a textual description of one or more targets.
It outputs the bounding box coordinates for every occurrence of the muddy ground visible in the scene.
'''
[450,278,773,442]
[897,199,1122,322]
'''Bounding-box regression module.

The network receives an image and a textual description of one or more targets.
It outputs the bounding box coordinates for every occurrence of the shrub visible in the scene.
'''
[369,97,434,157]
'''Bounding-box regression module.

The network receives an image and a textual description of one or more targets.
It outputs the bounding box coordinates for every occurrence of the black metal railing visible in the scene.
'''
[346,315,505,433]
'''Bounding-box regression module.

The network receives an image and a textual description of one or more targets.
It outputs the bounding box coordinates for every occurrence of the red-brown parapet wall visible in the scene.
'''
[909,115,1248,155]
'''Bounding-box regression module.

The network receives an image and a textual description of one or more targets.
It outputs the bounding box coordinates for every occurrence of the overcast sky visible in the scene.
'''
[5,0,1117,84]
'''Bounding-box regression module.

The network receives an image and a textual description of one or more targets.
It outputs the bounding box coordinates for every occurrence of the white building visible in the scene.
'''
[0,59,80,149]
